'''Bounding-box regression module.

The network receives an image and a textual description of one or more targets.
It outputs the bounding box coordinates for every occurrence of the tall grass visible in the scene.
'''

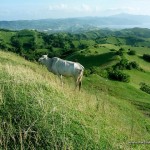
[0,51,150,149]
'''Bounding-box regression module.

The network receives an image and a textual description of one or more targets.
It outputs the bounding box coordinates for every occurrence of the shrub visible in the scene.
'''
[84,67,108,78]
[94,44,99,48]
[84,69,91,77]
[143,54,150,62]
[88,67,102,76]
[128,50,136,55]
[127,61,139,70]
[113,59,142,71]
[119,47,125,51]
[108,70,130,82]
[140,82,150,94]
[115,47,126,56]
[110,49,116,52]
[113,59,129,70]
[115,50,124,56]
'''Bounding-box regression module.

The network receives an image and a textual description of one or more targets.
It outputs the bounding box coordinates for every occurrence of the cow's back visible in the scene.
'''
[51,57,83,77]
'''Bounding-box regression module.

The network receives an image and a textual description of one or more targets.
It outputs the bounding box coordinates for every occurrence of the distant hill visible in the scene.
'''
[1,27,150,62]
[0,14,150,33]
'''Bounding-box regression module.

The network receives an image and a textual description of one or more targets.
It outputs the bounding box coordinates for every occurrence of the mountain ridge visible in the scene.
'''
[1,13,150,32]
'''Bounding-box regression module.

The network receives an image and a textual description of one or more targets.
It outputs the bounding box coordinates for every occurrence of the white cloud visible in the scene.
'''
[98,6,142,16]
[49,4,68,11]
[49,3,94,13]
[81,4,92,12]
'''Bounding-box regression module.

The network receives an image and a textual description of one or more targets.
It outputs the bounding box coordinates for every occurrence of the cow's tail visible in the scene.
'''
[77,67,84,91]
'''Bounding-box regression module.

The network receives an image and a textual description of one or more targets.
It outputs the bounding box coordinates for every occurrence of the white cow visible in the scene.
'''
[38,55,84,90]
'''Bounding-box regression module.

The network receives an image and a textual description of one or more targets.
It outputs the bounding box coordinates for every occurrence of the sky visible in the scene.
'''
[1,0,150,20]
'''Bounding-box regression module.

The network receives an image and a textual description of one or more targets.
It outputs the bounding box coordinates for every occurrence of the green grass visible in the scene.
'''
[67,46,119,68]
[0,30,16,44]
[1,50,150,149]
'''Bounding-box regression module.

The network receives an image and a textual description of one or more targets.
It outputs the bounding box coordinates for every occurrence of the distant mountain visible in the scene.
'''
[0,14,150,32]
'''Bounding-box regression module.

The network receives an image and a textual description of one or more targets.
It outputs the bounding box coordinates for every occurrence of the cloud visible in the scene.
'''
[81,4,92,12]
[49,4,68,11]
[49,3,94,13]
[103,7,141,15]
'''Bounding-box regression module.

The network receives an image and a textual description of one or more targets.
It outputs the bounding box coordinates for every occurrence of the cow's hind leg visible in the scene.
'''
[79,80,82,91]
[58,74,63,87]
[60,75,63,87]
[75,75,82,91]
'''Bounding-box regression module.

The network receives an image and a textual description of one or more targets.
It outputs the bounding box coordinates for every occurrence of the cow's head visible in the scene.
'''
[38,55,48,63]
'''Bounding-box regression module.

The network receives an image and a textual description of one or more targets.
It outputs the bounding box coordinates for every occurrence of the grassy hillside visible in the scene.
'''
[1,50,150,149]
[68,41,150,122]
[1,28,150,149]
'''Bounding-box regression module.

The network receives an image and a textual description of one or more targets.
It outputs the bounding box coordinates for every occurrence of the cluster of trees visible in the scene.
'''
[107,69,130,82]
[84,46,142,82]
[0,29,90,61]
[2,28,91,63]
[85,58,141,83]
[115,47,137,56]
[113,59,142,71]
[84,65,130,82]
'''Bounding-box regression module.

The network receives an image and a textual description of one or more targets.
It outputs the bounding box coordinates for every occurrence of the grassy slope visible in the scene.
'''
[68,43,150,144]
[0,50,150,149]
[0,30,16,43]
[70,43,150,104]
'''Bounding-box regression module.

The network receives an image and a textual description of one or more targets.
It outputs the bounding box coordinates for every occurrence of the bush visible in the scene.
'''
[84,67,108,78]
[113,59,142,71]
[108,70,130,82]
[119,47,125,51]
[110,49,116,52]
[86,66,130,82]
[140,82,150,94]
[84,69,91,77]
[128,50,136,55]
[143,54,150,62]
[127,61,140,70]
[115,50,124,56]
[113,59,129,70]
[115,48,126,56]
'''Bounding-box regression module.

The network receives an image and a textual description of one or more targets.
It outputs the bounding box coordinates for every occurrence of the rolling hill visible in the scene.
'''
[0,14,150,32]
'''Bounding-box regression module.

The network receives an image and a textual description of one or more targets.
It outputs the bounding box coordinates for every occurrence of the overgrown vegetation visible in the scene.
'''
[84,58,142,82]
[128,50,136,55]
[113,59,142,71]
[143,54,150,62]
[140,82,150,94]
[108,69,130,82]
